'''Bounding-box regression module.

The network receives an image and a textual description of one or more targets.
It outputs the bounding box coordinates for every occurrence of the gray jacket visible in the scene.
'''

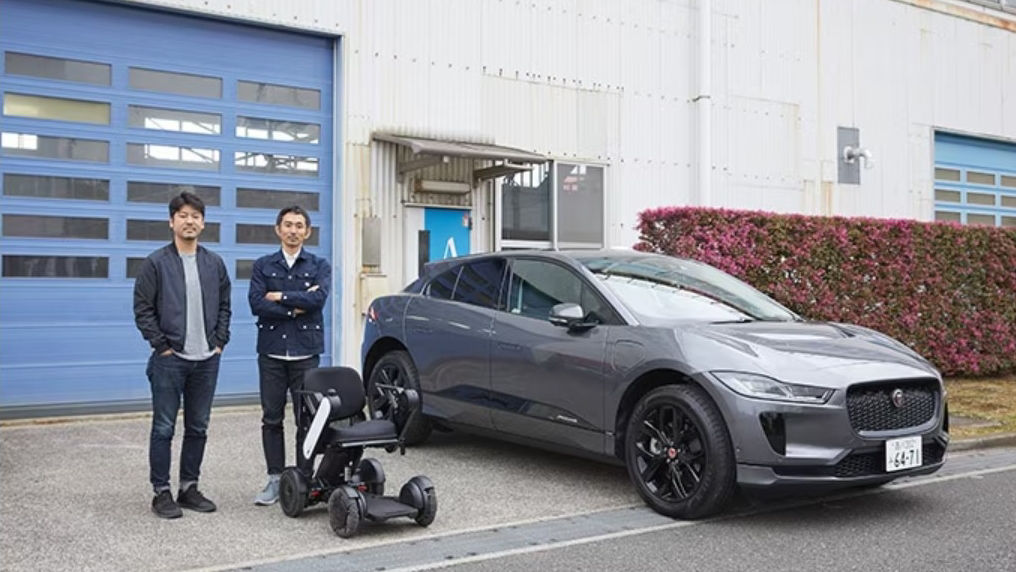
[133,243,231,355]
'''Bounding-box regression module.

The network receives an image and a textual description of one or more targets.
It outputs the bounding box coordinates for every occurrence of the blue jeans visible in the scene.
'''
[147,352,220,493]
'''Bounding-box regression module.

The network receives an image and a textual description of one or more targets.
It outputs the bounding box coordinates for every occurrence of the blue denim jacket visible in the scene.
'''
[248,249,331,357]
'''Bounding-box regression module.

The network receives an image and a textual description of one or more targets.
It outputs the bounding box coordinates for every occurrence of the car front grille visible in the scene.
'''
[846,379,939,432]
[833,441,947,478]
[774,441,947,478]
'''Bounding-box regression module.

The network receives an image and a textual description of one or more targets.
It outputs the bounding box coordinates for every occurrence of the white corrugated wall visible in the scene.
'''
[122,0,1016,366]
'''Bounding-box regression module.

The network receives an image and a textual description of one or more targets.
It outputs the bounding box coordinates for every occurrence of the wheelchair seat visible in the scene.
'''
[329,418,397,444]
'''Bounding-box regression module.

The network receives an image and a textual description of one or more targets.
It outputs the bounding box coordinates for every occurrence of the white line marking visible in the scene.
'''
[187,502,643,572]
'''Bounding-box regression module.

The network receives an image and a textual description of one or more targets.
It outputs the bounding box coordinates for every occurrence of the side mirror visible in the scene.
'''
[549,303,596,332]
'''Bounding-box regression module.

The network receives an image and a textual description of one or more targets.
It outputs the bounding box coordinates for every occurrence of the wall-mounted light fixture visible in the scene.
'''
[415,179,472,194]
[837,127,874,185]
[842,145,874,169]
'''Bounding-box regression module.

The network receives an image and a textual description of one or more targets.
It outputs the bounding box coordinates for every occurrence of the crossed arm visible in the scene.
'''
[249,258,331,318]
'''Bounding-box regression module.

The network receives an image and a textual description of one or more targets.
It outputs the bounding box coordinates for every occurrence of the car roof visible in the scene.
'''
[420,249,676,275]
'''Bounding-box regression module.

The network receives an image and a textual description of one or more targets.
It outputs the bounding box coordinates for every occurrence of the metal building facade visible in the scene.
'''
[0,0,1013,414]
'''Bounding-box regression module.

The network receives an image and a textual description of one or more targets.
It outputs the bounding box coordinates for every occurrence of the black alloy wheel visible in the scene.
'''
[367,350,432,445]
[624,384,735,519]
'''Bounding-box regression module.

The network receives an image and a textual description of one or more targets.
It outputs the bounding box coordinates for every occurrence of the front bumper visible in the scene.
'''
[694,372,949,489]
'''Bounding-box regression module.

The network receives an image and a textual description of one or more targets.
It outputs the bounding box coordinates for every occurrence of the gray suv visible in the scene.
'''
[361,250,948,519]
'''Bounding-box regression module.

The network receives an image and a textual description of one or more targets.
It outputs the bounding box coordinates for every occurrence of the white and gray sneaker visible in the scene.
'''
[254,475,281,506]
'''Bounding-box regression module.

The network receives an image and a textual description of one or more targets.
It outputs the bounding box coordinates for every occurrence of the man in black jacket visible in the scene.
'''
[133,191,231,519]
[249,205,331,505]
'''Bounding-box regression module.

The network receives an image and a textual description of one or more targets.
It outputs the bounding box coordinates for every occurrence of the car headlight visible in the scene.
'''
[713,371,832,404]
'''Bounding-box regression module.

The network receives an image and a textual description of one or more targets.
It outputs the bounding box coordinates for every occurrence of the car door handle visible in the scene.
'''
[497,341,522,351]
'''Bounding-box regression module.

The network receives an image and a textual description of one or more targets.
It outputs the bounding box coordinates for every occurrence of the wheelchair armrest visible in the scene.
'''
[394,389,421,442]
[399,388,420,413]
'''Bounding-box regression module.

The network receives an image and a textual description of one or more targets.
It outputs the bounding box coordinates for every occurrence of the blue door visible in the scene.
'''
[0,0,337,413]
[425,207,471,262]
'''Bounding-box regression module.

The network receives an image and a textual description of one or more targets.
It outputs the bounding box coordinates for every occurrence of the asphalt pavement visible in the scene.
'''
[1,406,1014,572]
[0,406,637,572]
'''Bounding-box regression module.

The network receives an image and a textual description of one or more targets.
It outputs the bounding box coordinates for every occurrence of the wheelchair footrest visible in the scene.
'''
[363,495,418,521]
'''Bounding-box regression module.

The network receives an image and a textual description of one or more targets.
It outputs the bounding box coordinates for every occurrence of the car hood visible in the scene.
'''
[679,321,939,388]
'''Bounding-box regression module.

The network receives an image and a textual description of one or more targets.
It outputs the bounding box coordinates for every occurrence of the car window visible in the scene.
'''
[506,259,614,323]
[424,267,459,300]
[452,259,506,309]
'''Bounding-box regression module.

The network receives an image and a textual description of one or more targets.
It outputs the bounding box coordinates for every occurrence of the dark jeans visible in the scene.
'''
[258,354,319,475]
[147,352,220,493]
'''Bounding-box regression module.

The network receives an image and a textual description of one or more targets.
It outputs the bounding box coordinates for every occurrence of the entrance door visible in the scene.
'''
[403,206,471,283]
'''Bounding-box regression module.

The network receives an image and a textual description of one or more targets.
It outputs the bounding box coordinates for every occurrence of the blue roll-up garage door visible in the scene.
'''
[933,132,1016,228]
[0,0,336,414]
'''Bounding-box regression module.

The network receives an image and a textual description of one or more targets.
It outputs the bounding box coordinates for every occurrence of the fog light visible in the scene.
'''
[759,412,786,455]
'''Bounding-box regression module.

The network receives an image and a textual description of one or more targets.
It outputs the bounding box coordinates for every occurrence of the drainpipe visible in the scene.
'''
[695,0,712,207]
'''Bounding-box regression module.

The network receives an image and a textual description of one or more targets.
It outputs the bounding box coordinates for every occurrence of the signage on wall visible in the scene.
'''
[424,207,471,263]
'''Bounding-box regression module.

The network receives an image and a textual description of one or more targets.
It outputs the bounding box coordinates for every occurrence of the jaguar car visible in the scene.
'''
[361,250,948,519]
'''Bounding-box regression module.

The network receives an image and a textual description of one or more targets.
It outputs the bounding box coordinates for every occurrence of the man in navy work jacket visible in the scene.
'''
[249,205,331,505]
[133,191,231,519]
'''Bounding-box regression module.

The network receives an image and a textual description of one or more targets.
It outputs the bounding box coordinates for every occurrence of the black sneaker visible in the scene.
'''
[177,485,217,513]
[152,490,182,519]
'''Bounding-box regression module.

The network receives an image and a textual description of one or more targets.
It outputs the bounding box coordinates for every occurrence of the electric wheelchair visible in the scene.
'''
[278,366,437,538]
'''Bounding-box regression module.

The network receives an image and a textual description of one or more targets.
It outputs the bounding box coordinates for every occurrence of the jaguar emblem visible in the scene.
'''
[891,388,905,409]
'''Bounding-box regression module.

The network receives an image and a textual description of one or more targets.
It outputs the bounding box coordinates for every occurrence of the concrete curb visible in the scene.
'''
[949,432,1016,452]
[3,407,1016,454]
[0,404,261,428]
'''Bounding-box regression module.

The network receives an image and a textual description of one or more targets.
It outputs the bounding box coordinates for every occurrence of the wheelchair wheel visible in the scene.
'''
[355,457,386,496]
[328,486,363,538]
[399,475,437,527]
[279,468,308,518]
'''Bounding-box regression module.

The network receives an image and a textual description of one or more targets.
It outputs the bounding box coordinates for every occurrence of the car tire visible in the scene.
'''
[367,350,432,445]
[624,384,736,520]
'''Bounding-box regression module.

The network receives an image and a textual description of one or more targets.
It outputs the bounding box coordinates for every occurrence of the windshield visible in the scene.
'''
[581,255,798,323]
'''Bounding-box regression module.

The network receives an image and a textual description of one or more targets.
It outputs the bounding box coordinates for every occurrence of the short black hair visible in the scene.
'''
[276,205,311,227]
[169,192,206,218]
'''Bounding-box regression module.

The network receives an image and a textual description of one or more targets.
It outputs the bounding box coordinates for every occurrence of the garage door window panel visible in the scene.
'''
[127,181,220,205]
[128,106,221,135]
[128,143,219,171]
[3,93,110,125]
[4,52,110,86]
[129,67,222,99]
[237,80,320,110]
[236,223,318,246]
[3,255,108,278]
[236,188,319,210]
[127,219,220,242]
[3,174,108,201]
[234,151,318,177]
[236,116,319,144]
[2,132,108,162]
[2,214,107,239]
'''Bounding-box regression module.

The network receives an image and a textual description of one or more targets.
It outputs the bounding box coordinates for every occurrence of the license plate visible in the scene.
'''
[885,436,923,472]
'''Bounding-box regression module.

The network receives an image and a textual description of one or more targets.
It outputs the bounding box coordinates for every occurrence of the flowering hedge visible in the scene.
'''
[635,207,1016,377]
